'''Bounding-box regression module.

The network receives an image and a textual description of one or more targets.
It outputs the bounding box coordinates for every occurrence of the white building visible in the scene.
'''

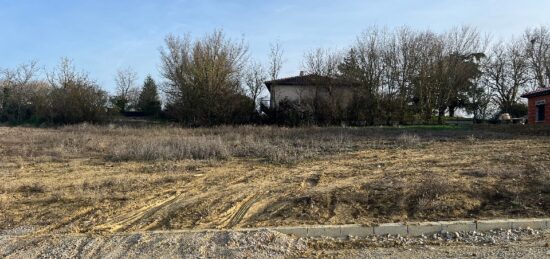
[263,73,356,110]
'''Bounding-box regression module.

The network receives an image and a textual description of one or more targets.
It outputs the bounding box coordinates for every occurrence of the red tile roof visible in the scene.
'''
[521,87,550,98]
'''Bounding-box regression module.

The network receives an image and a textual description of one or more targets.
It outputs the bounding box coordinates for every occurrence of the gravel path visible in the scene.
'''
[1,229,549,258]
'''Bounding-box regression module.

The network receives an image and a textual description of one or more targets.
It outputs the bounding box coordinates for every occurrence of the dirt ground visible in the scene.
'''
[2,230,550,258]
[1,125,549,235]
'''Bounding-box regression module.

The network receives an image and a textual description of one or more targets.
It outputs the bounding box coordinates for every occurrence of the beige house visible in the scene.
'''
[263,73,356,110]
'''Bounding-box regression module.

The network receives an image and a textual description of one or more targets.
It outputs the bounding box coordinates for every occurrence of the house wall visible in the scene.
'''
[270,85,354,109]
[527,94,550,125]
[270,85,315,105]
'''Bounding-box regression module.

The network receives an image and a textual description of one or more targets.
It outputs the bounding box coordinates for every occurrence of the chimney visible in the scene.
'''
[300,71,305,76]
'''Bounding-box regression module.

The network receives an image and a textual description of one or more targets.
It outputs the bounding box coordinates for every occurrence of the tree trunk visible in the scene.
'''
[449,106,456,118]
[437,108,445,124]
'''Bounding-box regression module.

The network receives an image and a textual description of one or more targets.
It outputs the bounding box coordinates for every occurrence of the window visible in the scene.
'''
[536,100,546,122]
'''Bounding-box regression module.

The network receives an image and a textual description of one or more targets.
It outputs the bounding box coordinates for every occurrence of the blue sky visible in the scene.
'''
[1,0,549,93]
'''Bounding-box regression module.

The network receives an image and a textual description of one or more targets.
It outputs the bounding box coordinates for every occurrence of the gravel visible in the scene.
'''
[1,228,549,258]
[305,228,550,258]
[0,230,307,258]
[341,227,543,246]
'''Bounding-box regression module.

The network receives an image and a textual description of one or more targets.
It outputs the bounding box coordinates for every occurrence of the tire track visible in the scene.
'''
[34,207,96,235]
[94,194,178,233]
[225,193,263,228]
[94,173,210,233]
[94,174,209,233]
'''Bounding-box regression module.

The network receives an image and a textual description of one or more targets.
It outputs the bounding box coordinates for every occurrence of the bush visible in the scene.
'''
[48,59,109,124]
[0,59,109,125]
[273,99,315,126]
[507,103,528,118]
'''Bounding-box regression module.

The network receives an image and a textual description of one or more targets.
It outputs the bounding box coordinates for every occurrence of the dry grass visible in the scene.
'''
[1,124,549,234]
[107,136,231,161]
[0,124,492,164]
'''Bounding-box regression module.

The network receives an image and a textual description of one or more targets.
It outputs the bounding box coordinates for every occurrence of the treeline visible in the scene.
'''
[294,26,548,125]
[2,26,550,125]
[0,59,162,125]
[0,59,108,124]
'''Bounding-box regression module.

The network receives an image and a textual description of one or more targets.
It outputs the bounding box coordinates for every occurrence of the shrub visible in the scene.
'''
[407,176,454,216]
[48,59,109,124]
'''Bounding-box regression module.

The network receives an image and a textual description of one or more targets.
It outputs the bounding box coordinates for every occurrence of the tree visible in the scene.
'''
[138,75,161,116]
[465,75,493,122]
[338,48,361,81]
[525,26,550,88]
[435,52,485,121]
[0,61,40,123]
[47,58,109,123]
[268,41,284,81]
[113,67,139,112]
[340,27,389,124]
[484,40,529,113]
[160,30,250,125]
[335,26,488,125]
[434,26,486,122]
[244,62,267,111]
[302,48,346,124]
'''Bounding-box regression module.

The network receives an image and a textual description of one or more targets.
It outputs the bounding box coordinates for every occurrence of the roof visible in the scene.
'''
[521,87,550,98]
[264,74,357,92]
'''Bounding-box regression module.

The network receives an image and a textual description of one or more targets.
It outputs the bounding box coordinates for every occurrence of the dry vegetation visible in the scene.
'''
[1,124,549,235]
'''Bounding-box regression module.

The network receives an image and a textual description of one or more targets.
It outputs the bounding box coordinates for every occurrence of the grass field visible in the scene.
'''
[1,124,549,234]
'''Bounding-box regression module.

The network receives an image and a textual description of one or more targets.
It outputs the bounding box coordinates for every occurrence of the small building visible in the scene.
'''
[263,73,356,109]
[521,87,550,125]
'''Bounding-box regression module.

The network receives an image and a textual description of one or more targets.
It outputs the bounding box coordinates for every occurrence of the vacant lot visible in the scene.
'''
[1,124,549,234]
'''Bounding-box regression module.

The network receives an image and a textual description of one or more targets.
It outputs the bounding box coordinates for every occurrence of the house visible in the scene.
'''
[263,72,356,110]
[521,87,550,125]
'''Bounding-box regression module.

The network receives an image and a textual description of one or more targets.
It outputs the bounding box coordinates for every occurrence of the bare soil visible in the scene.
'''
[1,125,549,235]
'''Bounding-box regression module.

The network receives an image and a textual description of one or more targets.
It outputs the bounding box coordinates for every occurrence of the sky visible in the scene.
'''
[1,0,549,93]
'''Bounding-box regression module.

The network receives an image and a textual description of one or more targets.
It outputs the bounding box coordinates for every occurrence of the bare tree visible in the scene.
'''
[268,41,284,80]
[337,26,486,124]
[114,67,139,112]
[0,61,40,122]
[484,39,529,113]
[302,48,345,123]
[345,27,390,124]
[525,26,550,88]
[303,48,341,77]
[244,62,267,109]
[160,30,250,124]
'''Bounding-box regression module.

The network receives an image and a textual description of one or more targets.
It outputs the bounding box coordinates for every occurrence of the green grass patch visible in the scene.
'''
[371,124,472,131]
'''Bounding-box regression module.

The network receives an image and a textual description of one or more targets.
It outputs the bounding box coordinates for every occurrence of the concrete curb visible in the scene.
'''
[272,218,550,238]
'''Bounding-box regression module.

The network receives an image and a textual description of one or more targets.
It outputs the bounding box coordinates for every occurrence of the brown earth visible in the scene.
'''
[1,125,549,235]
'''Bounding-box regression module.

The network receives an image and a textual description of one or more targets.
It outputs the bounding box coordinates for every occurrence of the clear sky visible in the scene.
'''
[1,0,549,93]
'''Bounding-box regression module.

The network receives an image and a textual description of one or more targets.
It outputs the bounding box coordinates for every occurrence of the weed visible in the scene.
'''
[17,183,46,194]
